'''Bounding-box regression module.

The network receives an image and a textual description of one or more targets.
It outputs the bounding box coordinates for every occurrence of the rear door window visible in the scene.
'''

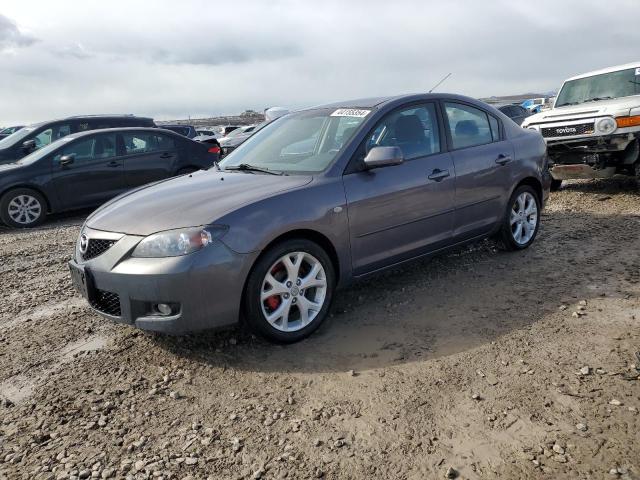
[444,103,494,149]
[122,132,175,154]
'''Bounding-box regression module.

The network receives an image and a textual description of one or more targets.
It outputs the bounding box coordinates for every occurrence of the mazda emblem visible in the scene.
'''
[79,234,88,254]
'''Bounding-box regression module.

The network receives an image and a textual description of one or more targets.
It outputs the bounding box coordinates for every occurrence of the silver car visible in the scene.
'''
[69,93,551,343]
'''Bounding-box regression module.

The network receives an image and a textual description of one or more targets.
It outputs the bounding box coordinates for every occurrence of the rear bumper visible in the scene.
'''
[69,231,257,334]
[550,164,616,180]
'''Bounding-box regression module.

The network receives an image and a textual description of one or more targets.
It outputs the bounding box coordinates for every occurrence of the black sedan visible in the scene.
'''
[0,128,219,228]
[497,104,531,126]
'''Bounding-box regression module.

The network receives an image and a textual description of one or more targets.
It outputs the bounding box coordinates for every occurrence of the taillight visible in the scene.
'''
[208,145,221,154]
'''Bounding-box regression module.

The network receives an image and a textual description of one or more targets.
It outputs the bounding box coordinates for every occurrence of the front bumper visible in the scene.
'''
[69,228,257,334]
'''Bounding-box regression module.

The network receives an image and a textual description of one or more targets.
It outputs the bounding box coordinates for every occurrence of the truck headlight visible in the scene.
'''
[132,225,228,258]
[595,117,616,134]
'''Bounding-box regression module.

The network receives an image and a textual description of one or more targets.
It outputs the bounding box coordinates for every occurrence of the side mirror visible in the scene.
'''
[59,154,75,166]
[22,139,36,152]
[363,146,404,169]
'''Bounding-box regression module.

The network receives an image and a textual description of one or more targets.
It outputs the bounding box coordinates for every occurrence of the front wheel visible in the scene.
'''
[243,239,335,343]
[498,185,541,251]
[0,188,47,228]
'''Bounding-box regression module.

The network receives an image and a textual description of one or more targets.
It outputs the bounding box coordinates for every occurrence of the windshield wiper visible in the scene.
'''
[224,163,284,175]
[583,96,614,103]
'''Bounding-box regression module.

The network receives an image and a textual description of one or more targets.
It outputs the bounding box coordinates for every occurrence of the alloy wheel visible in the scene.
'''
[7,195,42,225]
[510,191,538,245]
[260,251,327,332]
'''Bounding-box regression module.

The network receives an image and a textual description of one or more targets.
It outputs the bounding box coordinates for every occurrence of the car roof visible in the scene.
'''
[61,127,180,141]
[28,115,154,128]
[303,93,491,112]
[566,61,640,81]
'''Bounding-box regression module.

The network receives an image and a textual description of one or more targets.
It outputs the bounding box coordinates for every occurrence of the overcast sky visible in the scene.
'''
[1,0,639,124]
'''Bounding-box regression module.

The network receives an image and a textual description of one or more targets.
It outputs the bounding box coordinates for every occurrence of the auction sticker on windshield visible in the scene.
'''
[331,109,370,118]
[636,67,640,76]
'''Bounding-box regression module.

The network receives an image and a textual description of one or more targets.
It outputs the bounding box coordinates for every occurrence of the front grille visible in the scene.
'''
[541,122,594,138]
[90,289,121,317]
[82,239,116,261]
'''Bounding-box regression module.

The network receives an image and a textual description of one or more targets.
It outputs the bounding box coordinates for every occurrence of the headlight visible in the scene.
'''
[132,225,228,258]
[595,117,616,134]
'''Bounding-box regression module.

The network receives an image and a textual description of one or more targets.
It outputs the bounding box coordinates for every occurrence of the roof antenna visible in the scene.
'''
[429,73,452,93]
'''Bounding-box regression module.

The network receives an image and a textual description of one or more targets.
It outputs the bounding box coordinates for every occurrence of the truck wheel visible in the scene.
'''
[550,179,563,191]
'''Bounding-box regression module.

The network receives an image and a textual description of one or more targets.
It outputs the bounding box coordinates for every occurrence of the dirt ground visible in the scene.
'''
[0,178,638,480]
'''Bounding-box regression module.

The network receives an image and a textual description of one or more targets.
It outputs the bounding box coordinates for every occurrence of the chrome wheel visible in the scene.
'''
[261,251,327,332]
[7,194,42,225]
[510,191,538,245]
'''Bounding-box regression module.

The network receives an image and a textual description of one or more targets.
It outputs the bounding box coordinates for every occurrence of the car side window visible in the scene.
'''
[488,115,500,141]
[366,103,440,160]
[444,103,494,149]
[34,124,72,149]
[123,132,172,154]
[54,134,117,164]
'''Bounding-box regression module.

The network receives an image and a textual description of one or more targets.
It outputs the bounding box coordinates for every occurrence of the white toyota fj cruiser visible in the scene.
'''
[522,62,640,190]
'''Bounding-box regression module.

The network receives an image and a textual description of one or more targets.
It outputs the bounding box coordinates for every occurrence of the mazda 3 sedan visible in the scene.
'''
[69,93,551,343]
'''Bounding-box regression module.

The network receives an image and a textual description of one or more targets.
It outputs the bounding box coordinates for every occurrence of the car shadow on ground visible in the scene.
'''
[150,199,640,374]
[560,175,640,196]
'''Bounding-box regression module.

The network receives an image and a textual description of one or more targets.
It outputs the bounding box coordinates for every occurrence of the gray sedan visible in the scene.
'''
[69,93,551,343]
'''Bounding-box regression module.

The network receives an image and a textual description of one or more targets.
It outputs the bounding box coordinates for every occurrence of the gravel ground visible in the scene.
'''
[0,179,638,480]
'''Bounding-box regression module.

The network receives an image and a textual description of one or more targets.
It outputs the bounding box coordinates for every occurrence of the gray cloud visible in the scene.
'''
[0,0,639,125]
[0,14,37,49]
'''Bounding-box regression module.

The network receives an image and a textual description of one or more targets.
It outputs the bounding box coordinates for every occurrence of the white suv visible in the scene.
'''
[522,62,640,189]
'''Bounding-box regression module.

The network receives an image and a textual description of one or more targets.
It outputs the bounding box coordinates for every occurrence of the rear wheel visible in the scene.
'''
[243,239,335,343]
[550,179,563,191]
[0,188,46,228]
[498,185,540,251]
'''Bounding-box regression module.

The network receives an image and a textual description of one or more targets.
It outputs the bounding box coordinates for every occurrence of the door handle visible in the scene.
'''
[428,168,450,182]
[495,154,512,166]
[160,152,174,159]
[107,161,120,168]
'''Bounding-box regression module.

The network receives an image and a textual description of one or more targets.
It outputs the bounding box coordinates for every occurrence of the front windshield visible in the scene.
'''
[0,126,36,148]
[219,108,369,173]
[556,67,640,107]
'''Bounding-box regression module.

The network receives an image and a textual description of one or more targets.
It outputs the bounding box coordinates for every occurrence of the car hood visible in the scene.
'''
[86,169,313,236]
[524,95,640,126]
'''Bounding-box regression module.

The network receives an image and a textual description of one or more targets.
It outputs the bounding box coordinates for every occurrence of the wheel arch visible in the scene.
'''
[0,184,52,213]
[512,176,543,204]
[239,228,342,320]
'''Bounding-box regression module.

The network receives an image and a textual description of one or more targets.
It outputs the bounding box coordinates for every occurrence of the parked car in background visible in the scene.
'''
[218,125,241,136]
[0,126,24,139]
[522,61,640,190]
[159,124,199,139]
[498,104,532,125]
[0,115,155,165]
[521,98,546,113]
[68,93,550,343]
[196,129,218,137]
[219,123,265,156]
[0,127,218,228]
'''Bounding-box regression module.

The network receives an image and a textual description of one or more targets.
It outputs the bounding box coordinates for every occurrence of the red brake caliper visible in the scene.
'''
[265,264,284,311]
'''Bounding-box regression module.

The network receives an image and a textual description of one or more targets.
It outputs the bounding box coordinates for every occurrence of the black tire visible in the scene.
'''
[243,239,335,343]
[498,185,541,251]
[0,188,47,228]
[550,179,563,191]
